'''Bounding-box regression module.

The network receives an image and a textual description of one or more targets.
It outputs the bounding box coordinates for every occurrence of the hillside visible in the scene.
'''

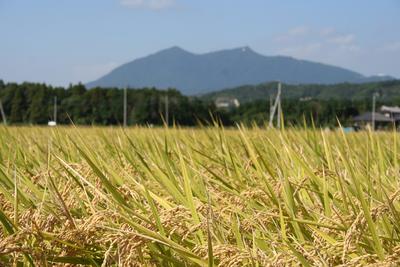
[201,80,400,103]
[86,47,393,95]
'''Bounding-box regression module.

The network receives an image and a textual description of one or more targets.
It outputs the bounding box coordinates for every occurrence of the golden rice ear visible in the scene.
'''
[1,126,398,266]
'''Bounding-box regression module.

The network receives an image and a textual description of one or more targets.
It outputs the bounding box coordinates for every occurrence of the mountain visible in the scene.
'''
[86,46,395,95]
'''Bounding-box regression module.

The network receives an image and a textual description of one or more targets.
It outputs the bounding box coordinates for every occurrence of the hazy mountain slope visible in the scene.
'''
[86,46,393,95]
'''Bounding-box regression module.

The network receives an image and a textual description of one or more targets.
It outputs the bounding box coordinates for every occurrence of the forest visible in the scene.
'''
[202,80,400,103]
[0,80,398,127]
[0,81,217,126]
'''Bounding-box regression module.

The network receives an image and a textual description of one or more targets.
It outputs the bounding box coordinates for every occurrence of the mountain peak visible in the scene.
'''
[238,46,253,52]
[158,46,191,55]
[206,46,256,55]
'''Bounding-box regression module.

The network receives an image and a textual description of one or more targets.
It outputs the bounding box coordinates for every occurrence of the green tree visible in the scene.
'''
[10,87,26,123]
[27,85,49,124]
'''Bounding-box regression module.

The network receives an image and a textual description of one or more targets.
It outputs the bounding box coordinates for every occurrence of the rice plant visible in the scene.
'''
[1,125,400,266]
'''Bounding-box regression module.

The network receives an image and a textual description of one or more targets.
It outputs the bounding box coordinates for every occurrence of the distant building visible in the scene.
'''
[299,96,312,102]
[380,105,400,121]
[352,105,400,130]
[215,97,240,110]
[353,112,393,123]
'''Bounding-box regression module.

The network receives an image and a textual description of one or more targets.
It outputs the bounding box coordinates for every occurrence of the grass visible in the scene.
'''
[0,125,400,266]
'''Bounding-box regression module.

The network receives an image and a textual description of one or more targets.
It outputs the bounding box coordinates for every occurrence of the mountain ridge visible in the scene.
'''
[86,46,395,95]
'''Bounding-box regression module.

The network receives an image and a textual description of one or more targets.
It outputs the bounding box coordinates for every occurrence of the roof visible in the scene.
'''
[353,112,393,122]
[381,105,400,113]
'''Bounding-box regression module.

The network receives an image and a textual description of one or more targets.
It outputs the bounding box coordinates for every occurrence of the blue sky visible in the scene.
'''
[1,0,399,86]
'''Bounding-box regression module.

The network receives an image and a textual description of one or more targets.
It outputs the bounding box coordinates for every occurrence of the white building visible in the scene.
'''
[215,97,240,110]
[380,105,400,120]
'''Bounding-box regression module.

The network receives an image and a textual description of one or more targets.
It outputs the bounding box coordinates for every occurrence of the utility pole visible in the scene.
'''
[269,82,282,128]
[372,92,379,130]
[165,93,169,127]
[53,96,57,124]
[269,94,272,114]
[123,87,127,127]
[0,99,6,125]
[277,88,281,129]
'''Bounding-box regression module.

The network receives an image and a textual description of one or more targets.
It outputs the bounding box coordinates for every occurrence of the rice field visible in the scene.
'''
[1,125,400,266]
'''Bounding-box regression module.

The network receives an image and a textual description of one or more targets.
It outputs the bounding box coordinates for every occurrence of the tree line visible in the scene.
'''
[0,80,396,127]
[0,81,224,125]
[230,98,378,127]
[202,80,400,103]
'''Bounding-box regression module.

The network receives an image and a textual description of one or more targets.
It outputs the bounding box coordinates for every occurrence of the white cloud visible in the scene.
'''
[273,26,363,67]
[269,27,398,78]
[328,34,355,45]
[326,34,361,52]
[320,27,335,37]
[274,26,309,42]
[342,44,361,52]
[120,0,175,10]
[278,43,322,57]
[288,26,309,36]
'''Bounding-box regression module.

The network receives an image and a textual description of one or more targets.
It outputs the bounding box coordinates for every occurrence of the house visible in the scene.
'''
[380,105,400,121]
[215,97,240,110]
[352,106,400,130]
[353,112,393,123]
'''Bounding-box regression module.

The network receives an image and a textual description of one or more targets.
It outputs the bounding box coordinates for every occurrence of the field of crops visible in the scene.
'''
[1,126,400,266]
